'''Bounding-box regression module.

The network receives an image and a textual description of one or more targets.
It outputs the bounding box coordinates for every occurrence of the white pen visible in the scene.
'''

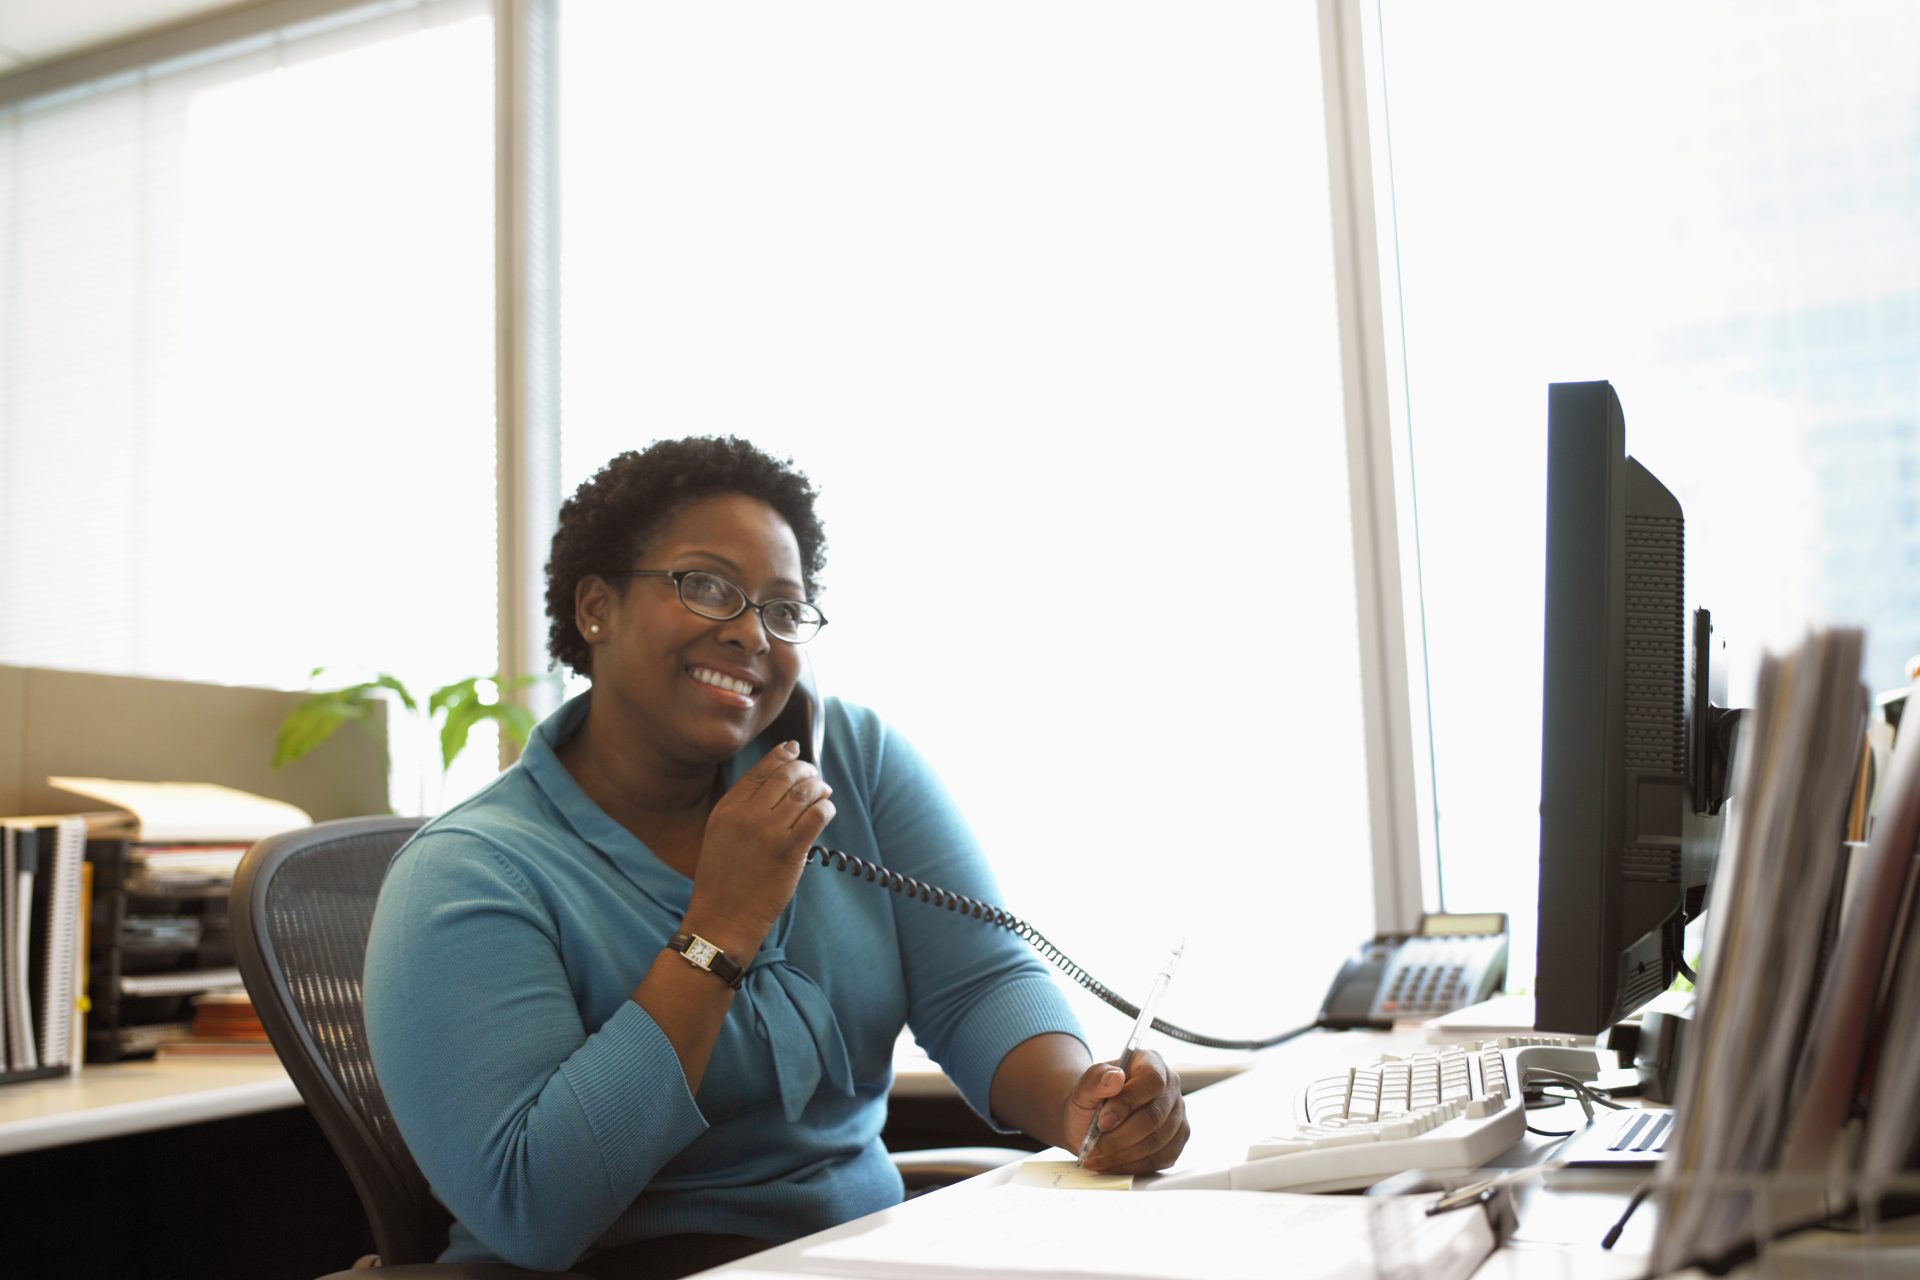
[1078,936,1185,1165]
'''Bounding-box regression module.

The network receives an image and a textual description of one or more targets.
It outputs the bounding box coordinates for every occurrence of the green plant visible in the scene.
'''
[274,668,545,773]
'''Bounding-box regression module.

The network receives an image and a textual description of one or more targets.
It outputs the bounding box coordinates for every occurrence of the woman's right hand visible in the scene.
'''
[684,741,835,954]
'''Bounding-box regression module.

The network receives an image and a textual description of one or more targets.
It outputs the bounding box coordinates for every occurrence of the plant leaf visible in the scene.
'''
[273,671,419,770]
[437,695,542,770]
[438,695,485,771]
[369,673,418,712]
[429,676,480,718]
[273,695,368,769]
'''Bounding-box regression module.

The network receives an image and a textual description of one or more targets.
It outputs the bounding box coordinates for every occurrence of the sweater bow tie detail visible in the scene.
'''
[740,944,855,1122]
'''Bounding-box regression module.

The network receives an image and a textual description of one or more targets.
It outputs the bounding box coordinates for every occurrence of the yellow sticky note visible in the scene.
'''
[1012,1158,1134,1190]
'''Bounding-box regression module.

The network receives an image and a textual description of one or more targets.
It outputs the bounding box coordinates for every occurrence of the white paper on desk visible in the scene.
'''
[45,778,310,844]
[794,1186,1494,1280]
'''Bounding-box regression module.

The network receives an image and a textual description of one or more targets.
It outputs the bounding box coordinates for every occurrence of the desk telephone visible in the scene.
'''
[769,669,1504,1051]
[1315,916,1509,1030]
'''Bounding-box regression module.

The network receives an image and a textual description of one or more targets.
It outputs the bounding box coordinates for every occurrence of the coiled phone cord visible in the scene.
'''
[805,845,1316,1051]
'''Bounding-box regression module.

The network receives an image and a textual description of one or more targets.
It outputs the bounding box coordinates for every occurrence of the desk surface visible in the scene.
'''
[0,1056,298,1156]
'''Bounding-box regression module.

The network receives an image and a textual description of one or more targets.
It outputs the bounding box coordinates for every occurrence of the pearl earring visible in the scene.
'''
[588,623,601,635]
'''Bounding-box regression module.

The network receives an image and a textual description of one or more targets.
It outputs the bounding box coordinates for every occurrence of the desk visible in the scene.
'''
[0,1055,297,1156]
[700,1026,1657,1280]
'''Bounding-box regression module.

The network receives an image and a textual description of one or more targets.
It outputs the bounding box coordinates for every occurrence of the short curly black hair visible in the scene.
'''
[544,436,828,677]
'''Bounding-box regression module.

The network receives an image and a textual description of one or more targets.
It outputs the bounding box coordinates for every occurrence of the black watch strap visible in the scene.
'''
[667,931,746,990]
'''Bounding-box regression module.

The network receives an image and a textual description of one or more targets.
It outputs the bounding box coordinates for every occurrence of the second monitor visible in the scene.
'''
[1533,380,1738,1039]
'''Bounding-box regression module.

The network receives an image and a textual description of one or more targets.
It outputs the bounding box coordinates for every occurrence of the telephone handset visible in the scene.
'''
[760,661,826,767]
[1315,914,1509,1031]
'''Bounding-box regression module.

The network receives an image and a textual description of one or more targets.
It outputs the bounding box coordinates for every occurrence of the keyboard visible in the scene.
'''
[1147,1036,1602,1193]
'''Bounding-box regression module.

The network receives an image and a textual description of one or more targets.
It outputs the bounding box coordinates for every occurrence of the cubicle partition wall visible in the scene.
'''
[0,664,390,821]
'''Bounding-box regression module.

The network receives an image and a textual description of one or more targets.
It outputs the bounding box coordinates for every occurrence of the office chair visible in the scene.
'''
[232,816,1015,1280]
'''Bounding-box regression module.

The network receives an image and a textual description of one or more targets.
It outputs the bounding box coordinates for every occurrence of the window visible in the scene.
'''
[0,1,498,809]
[1372,0,1920,984]
[558,1,1374,1035]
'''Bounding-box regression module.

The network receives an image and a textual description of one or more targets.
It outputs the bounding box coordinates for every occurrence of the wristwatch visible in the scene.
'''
[667,931,746,990]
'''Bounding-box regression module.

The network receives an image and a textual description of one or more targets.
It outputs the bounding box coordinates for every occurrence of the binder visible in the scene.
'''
[1,828,10,1070]
[2,824,36,1073]
[31,819,86,1072]
[0,817,91,1085]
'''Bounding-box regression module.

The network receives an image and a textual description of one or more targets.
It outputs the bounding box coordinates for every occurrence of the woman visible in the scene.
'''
[364,437,1188,1277]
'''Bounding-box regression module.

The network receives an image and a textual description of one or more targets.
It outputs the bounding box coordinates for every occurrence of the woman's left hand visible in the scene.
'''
[1070,1049,1189,1173]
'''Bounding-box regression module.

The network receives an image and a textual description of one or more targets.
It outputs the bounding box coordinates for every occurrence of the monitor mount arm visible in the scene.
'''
[1692,608,1746,817]
[1700,704,1744,816]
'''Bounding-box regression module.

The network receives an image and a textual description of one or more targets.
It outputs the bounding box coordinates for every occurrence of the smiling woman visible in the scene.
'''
[362,436,1191,1278]
[563,491,817,803]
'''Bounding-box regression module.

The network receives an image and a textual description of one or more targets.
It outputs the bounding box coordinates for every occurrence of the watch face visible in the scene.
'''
[685,936,720,969]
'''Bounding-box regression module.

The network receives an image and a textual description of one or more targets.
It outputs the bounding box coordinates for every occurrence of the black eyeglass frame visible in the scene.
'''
[607,568,828,644]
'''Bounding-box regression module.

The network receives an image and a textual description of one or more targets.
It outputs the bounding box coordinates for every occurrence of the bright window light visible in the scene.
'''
[1375,0,1920,985]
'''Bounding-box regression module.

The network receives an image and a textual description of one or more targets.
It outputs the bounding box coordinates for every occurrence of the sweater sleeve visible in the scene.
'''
[856,712,1086,1128]
[363,832,708,1272]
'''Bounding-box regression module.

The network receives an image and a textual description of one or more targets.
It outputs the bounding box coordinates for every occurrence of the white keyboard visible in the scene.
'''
[1148,1037,1602,1193]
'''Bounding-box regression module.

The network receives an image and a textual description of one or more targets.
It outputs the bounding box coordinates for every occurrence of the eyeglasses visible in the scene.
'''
[609,569,828,644]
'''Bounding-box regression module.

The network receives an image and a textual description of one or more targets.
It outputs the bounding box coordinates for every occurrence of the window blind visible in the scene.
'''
[0,0,499,809]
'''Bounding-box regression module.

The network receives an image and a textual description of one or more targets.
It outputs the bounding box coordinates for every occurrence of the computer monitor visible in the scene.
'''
[1534,380,1739,1037]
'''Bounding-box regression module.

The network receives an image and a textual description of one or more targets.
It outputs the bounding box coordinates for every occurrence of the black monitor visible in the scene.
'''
[1534,380,1739,1037]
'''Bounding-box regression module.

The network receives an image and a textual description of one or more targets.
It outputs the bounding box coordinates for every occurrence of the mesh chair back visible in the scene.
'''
[231,816,447,1265]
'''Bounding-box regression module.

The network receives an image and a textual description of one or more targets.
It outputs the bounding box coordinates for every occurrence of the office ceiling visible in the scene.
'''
[0,0,250,76]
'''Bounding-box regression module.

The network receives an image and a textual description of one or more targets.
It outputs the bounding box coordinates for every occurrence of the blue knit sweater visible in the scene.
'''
[363,692,1083,1270]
